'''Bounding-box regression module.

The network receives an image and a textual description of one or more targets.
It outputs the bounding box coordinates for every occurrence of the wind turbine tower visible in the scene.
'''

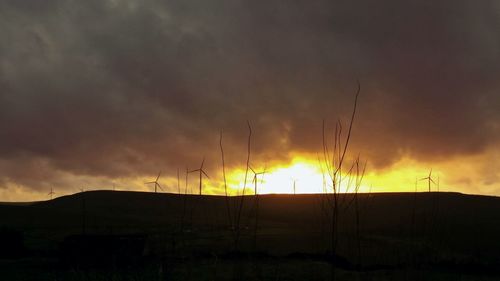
[189,158,209,195]
[420,169,436,192]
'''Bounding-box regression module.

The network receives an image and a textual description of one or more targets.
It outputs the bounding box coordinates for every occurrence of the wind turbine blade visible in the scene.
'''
[156,171,161,181]
[145,181,156,184]
[157,183,164,191]
[419,177,427,181]
[430,178,436,184]
[188,169,200,173]
[249,166,256,174]
[201,170,209,178]
[200,157,205,169]
[429,169,432,177]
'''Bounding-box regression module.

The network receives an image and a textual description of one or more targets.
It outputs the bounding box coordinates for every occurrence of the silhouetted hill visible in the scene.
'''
[1,191,500,275]
[10,191,500,232]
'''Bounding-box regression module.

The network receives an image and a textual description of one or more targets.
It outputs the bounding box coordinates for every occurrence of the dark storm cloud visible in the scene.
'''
[0,0,499,190]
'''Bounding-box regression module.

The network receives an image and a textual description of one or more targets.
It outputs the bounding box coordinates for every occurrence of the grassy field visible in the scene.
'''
[1,191,499,280]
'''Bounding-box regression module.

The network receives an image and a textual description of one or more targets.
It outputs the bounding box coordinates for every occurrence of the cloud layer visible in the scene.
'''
[0,0,499,195]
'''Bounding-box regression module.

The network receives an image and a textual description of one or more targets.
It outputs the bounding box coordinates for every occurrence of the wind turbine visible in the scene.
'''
[250,165,266,251]
[420,169,436,192]
[145,171,163,193]
[48,187,55,200]
[250,166,266,195]
[189,158,209,195]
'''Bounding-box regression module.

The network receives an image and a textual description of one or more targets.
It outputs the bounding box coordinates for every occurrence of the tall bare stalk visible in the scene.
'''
[321,81,361,280]
[250,165,265,252]
[219,130,234,236]
[234,121,252,251]
[411,177,418,265]
[253,177,260,252]
[177,168,180,194]
[81,189,86,235]
[180,167,189,234]
[354,158,366,265]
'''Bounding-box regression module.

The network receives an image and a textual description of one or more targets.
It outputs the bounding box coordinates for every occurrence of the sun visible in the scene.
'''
[225,157,326,195]
[259,161,325,194]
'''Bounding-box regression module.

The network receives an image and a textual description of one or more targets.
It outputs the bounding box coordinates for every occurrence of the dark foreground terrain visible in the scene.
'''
[1,191,499,280]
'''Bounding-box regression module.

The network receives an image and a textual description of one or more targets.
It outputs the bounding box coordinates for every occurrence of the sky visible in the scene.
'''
[0,0,499,201]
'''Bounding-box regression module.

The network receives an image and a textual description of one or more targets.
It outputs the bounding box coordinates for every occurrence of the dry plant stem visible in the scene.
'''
[81,191,86,235]
[339,159,357,208]
[334,120,342,178]
[322,81,361,259]
[343,158,366,211]
[338,81,360,174]
[251,166,265,251]
[353,155,367,265]
[355,188,361,265]
[338,81,361,239]
[199,162,203,195]
[411,177,418,265]
[253,195,259,251]
[322,120,333,181]
[354,158,365,265]
[321,121,335,210]
[180,167,189,235]
[433,177,441,248]
[317,154,330,249]
[332,121,342,255]
[177,168,181,194]
[332,125,340,256]
[253,176,259,251]
[322,120,337,254]
[234,121,252,251]
[219,130,234,235]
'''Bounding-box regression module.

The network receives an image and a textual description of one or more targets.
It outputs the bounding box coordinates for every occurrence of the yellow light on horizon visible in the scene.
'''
[259,161,324,194]
[225,157,364,195]
[222,157,437,195]
[146,157,446,196]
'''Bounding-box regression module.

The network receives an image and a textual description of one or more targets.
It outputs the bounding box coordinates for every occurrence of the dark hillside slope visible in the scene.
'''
[1,191,499,266]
